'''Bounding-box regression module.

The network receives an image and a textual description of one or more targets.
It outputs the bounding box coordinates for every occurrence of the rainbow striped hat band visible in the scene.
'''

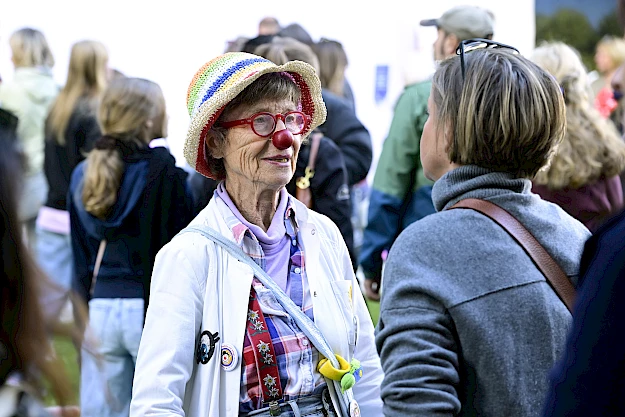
[184,52,327,179]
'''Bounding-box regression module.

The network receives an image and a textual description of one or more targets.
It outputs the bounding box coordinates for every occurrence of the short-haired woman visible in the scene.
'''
[531,42,625,232]
[376,43,591,416]
[68,77,194,417]
[0,28,58,246]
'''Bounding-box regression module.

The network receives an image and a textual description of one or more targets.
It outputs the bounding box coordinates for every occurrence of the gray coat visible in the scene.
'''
[376,165,591,417]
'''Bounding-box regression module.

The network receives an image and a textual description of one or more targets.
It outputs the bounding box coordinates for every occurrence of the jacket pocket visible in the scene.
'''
[329,280,356,348]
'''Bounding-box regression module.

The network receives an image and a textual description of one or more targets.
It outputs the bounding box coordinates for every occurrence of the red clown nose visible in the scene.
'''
[272,129,294,150]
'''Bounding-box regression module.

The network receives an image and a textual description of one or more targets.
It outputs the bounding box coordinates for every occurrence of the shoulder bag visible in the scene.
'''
[295,132,323,208]
[449,198,576,313]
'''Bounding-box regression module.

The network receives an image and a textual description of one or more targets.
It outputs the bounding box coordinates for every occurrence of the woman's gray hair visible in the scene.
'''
[431,48,566,178]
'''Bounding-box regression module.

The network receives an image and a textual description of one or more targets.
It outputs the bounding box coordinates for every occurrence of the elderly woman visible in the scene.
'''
[375,42,591,416]
[130,53,383,417]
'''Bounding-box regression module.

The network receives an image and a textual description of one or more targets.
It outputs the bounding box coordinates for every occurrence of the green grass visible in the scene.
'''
[46,336,80,406]
[366,298,380,326]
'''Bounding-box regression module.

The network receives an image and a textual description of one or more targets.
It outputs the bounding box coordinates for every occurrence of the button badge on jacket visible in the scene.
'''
[196,330,220,364]
[221,343,239,371]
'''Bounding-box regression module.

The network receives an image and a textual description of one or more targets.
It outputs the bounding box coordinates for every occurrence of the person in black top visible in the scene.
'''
[36,40,109,318]
[68,77,193,417]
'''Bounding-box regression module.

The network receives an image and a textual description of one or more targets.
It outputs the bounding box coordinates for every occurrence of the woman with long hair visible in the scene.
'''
[36,40,109,317]
[531,42,625,232]
[68,77,193,417]
[0,108,75,415]
[0,28,58,247]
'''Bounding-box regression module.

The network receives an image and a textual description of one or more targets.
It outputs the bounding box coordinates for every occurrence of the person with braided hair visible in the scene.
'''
[68,77,193,417]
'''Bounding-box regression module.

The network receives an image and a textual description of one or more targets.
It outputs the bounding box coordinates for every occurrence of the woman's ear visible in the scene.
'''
[444,34,460,58]
[205,131,224,159]
[443,122,455,154]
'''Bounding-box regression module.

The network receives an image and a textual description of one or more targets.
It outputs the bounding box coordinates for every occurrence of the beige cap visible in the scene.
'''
[420,5,495,40]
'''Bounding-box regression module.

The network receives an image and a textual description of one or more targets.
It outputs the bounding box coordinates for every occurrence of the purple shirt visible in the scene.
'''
[216,183,291,291]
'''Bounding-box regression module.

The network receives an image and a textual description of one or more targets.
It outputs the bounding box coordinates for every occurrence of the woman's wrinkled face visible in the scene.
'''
[214,99,302,192]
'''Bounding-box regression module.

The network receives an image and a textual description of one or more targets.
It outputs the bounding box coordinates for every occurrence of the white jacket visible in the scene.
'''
[130,196,383,416]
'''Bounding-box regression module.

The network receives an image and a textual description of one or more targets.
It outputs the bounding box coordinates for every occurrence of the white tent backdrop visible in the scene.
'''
[1,0,534,175]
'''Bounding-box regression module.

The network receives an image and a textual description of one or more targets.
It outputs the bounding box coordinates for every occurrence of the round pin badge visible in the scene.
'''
[349,399,361,417]
[221,343,239,371]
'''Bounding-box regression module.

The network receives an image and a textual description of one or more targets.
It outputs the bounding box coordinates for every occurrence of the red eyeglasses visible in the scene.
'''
[217,111,310,138]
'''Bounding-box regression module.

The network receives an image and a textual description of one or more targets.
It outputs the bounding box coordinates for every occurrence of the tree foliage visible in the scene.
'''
[536,8,623,70]
[599,12,622,37]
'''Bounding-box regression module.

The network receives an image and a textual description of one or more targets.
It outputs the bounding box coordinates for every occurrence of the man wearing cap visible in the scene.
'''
[360,5,495,301]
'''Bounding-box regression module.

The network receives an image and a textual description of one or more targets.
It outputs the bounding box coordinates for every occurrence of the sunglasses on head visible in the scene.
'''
[456,38,520,81]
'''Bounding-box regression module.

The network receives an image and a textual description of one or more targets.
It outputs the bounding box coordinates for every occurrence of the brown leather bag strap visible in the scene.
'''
[307,131,323,171]
[449,198,576,313]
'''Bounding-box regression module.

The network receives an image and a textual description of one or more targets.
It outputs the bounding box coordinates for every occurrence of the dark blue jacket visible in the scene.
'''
[68,146,194,312]
[543,208,625,416]
[319,90,371,186]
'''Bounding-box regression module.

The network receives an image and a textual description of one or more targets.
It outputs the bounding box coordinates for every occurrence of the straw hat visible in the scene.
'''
[184,52,327,179]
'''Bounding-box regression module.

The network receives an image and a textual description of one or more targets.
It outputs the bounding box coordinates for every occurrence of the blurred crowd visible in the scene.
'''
[2,5,625,417]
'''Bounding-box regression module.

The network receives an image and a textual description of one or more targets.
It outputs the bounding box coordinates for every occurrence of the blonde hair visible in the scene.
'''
[47,40,109,145]
[82,78,165,218]
[9,28,54,68]
[431,48,566,178]
[532,42,625,189]
[254,37,320,74]
[596,36,625,73]
[313,38,348,97]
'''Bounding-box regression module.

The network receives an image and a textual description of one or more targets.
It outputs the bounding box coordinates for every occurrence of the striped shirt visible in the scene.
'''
[213,188,325,413]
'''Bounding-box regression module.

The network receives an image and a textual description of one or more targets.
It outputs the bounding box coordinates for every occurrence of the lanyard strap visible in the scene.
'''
[244,288,284,404]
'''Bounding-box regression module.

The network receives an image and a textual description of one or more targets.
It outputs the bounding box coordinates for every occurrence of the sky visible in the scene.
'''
[536,0,618,27]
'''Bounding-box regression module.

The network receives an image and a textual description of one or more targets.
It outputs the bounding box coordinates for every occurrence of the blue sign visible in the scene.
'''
[375,65,389,103]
